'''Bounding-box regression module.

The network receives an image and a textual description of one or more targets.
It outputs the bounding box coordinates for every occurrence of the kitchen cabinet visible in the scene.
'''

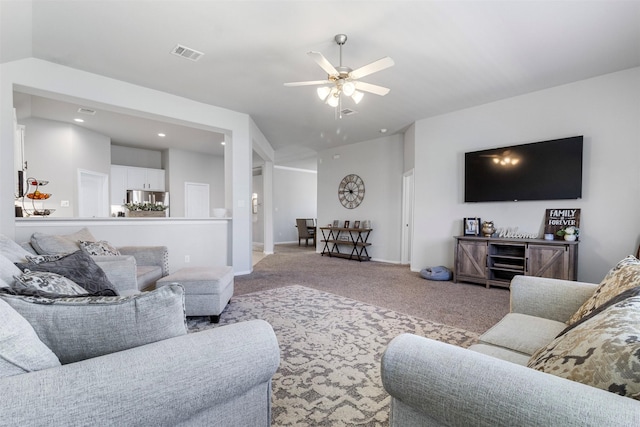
[454,236,578,288]
[110,165,166,205]
[125,166,165,191]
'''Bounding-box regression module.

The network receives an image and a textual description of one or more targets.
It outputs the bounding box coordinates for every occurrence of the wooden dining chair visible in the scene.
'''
[296,218,315,246]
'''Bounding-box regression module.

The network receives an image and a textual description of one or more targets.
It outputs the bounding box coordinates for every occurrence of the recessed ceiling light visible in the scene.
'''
[220,142,226,146]
[158,133,166,137]
[379,128,387,133]
[74,118,84,123]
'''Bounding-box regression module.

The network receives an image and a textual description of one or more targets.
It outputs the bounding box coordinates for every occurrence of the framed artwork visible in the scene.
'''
[353,220,361,229]
[463,217,481,236]
[343,220,350,229]
[332,220,339,227]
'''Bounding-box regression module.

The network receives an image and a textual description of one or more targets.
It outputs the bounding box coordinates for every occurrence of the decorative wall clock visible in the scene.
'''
[338,174,365,209]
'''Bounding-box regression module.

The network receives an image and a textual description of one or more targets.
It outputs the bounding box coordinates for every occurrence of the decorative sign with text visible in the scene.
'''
[544,209,581,240]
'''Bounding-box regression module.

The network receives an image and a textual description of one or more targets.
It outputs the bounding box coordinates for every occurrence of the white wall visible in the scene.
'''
[111,145,162,169]
[317,135,404,263]
[412,67,640,283]
[1,58,260,275]
[273,166,317,244]
[252,172,264,244]
[20,117,111,217]
[165,148,224,217]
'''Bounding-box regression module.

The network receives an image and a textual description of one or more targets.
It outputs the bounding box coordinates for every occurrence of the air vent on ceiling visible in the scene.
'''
[340,108,358,116]
[77,107,96,115]
[171,44,204,61]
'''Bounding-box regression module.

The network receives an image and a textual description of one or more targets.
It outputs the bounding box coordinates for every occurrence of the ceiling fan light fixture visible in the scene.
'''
[351,91,364,104]
[342,81,356,97]
[317,86,331,101]
[327,92,340,108]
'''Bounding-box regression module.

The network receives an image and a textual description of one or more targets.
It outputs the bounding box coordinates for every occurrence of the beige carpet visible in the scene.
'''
[188,285,478,426]
[238,244,510,335]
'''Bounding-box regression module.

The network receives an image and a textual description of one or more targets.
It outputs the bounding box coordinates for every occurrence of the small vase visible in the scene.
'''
[564,234,577,241]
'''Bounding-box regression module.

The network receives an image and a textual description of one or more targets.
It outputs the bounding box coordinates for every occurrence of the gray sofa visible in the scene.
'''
[0,315,280,426]
[381,275,640,426]
[17,228,169,294]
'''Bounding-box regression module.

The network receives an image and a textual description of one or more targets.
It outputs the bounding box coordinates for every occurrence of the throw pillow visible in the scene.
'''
[29,227,96,255]
[13,270,88,297]
[567,255,640,325]
[0,234,32,263]
[0,284,187,364]
[0,298,61,378]
[25,254,66,264]
[528,294,640,400]
[0,254,22,287]
[79,240,120,256]
[557,285,640,337]
[15,249,117,296]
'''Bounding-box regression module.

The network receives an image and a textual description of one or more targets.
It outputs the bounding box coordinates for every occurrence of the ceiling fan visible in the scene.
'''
[284,34,394,112]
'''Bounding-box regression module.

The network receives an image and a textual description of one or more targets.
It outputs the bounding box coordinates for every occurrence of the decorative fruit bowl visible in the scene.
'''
[26,192,51,200]
[28,179,49,186]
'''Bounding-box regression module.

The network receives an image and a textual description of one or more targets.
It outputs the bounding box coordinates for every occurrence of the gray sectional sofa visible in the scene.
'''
[382,274,640,426]
[1,231,281,426]
[17,228,168,294]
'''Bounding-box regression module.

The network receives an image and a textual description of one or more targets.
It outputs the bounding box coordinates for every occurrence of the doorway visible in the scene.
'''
[401,169,414,265]
[77,169,109,218]
[185,182,210,217]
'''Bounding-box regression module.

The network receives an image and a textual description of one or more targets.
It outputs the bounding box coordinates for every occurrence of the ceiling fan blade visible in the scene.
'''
[354,81,390,96]
[284,80,332,87]
[307,51,339,76]
[349,57,394,80]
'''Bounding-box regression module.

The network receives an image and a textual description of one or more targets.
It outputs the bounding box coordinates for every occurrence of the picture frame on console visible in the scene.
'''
[353,221,361,229]
[344,220,350,229]
[463,217,481,236]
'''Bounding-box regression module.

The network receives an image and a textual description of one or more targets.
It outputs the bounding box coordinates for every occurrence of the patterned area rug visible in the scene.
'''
[187,285,478,426]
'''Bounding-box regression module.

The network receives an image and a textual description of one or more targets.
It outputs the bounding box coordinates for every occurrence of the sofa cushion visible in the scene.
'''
[468,343,532,366]
[0,298,61,378]
[0,234,31,263]
[16,249,117,296]
[0,254,21,287]
[0,284,188,364]
[13,270,89,297]
[30,227,96,255]
[567,255,640,325]
[478,313,567,356]
[528,293,640,400]
[79,240,120,256]
[136,265,164,290]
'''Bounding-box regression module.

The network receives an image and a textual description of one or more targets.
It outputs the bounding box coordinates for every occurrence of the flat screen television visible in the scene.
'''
[464,136,583,202]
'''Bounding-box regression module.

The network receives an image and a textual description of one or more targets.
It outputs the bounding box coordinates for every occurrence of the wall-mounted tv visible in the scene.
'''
[464,136,583,202]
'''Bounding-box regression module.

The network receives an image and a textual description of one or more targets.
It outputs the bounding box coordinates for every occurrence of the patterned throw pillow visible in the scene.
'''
[528,294,640,400]
[79,240,120,256]
[567,255,640,325]
[25,254,66,265]
[13,270,88,296]
[15,249,117,296]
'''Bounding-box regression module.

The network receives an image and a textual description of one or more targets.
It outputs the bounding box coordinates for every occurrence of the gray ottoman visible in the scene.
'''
[156,266,234,323]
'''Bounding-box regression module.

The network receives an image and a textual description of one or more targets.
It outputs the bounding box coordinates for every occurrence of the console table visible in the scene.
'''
[454,236,578,288]
[320,227,372,261]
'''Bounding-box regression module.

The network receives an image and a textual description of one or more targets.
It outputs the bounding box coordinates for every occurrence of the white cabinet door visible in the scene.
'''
[110,165,128,205]
[146,168,165,191]
[126,167,147,190]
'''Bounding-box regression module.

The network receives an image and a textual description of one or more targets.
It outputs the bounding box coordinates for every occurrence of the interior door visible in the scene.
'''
[401,170,414,265]
[185,182,210,218]
[78,169,109,218]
